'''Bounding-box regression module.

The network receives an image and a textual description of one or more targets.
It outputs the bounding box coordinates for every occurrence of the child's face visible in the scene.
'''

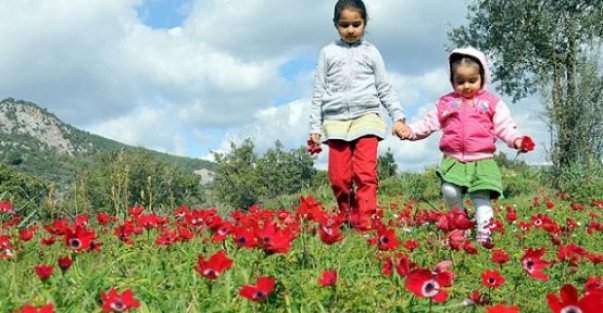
[452,63,482,98]
[335,9,365,44]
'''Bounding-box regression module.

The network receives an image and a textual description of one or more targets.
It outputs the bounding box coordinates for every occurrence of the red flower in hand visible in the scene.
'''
[520,135,535,152]
[307,137,322,155]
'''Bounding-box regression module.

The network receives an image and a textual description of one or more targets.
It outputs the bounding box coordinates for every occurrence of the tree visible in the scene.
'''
[378,148,398,179]
[81,149,205,214]
[211,139,317,210]
[448,0,603,184]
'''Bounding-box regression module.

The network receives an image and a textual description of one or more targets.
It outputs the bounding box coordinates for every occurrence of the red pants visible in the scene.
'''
[327,136,378,225]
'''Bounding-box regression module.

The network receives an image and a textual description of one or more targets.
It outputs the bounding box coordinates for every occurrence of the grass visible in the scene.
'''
[1,185,602,312]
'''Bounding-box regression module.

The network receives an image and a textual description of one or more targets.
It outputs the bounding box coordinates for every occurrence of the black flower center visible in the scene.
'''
[69,238,82,249]
[561,306,582,313]
[111,300,126,312]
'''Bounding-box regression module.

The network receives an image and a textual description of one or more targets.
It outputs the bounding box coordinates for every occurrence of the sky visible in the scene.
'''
[0,0,549,172]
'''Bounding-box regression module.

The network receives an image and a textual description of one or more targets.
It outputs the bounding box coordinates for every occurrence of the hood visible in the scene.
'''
[448,47,490,91]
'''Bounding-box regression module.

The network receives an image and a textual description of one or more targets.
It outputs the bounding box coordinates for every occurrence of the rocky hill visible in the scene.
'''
[0,97,214,187]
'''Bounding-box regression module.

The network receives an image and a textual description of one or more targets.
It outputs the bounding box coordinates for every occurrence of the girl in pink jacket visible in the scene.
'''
[404,47,530,244]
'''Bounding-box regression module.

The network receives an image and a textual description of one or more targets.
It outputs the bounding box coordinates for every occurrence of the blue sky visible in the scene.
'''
[0,0,549,171]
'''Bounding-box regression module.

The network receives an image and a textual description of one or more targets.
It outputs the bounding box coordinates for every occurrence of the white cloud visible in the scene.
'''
[0,0,552,172]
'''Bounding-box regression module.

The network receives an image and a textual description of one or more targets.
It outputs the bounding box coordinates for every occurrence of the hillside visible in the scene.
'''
[0,97,215,188]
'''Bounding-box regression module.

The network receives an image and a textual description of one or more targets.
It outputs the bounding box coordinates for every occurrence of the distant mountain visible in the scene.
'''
[0,97,214,187]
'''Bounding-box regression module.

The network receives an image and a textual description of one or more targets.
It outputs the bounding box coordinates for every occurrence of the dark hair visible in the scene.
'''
[333,0,368,24]
[449,53,485,87]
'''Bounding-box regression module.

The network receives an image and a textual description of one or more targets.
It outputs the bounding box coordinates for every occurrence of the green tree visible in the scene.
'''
[378,148,397,179]
[0,163,49,217]
[80,149,204,214]
[211,139,317,210]
[448,0,603,185]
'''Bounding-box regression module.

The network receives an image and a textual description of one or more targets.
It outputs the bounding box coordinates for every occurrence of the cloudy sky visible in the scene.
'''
[0,0,548,171]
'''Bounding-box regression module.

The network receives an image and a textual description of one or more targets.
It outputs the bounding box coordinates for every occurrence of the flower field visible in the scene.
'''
[1,190,602,312]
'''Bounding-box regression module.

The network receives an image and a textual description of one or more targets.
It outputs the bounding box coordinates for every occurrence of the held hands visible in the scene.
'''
[392,120,412,140]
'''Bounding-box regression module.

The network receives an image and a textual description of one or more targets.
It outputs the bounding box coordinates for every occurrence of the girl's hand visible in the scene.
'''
[307,134,322,155]
[310,133,322,144]
[392,120,411,140]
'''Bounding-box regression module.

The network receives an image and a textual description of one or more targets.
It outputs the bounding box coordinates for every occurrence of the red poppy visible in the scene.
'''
[306,137,322,155]
[367,226,400,251]
[96,212,113,226]
[317,223,343,245]
[394,253,417,277]
[491,248,510,265]
[0,201,14,214]
[127,206,144,217]
[547,284,603,313]
[505,206,517,223]
[155,228,179,246]
[231,226,258,249]
[255,222,295,255]
[404,268,453,302]
[0,235,15,259]
[239,276,276,302]
[584,276,602,294]
[34,264,54,282]
[403,239,420,251]
[481,270,505,288]
[63,225,96,252]
[13,303,55,313]
[100,288,140,312]
[519,135,535,152]
[486,304,520,313]
[318,270,338,287]
[57,256,73,273]
[193,250,234,280]
[467,290,490,306]
[19,227,37,242]
[520,248,550,281]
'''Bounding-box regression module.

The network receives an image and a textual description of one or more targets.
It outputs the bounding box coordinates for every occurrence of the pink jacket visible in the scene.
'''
[408,47,522,162]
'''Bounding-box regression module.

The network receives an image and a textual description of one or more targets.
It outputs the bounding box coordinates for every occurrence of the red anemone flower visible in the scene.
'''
[231,226,258,249]
[318,270,338,287]
[34,264,54,282]
[57,256,73,273]
[100,288,140,312]
[491,248,510,265]
[193,250,234,280]
[547,284,603,313]
[481,270,506,289]
[486,304,520,313]
[307,137,322,155]
[404,268,453,302]
[14,303,55,313]
[63,225,96,252]
[520,247,550,281]
[239,276,276,302]
[367,226,400,251]
[520,135,535,152]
